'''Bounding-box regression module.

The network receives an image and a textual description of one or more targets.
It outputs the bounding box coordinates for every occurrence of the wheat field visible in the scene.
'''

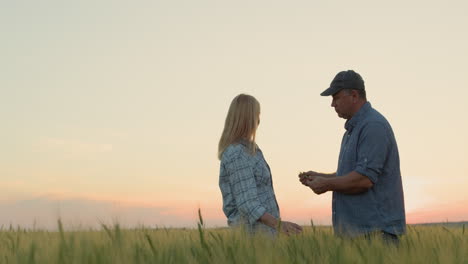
[0,214,466,264]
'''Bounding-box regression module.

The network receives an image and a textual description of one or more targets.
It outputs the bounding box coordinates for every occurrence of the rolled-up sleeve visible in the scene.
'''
[355,122,389,183]
[226,154,266,224]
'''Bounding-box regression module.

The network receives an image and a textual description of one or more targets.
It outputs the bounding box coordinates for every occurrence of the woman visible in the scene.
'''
[218,94,302,235]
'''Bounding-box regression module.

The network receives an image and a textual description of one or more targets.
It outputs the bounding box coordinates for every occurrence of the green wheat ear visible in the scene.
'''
[311,219,316,233]
[198,208,204,227]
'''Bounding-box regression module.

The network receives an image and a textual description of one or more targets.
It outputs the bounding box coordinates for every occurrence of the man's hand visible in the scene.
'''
[280,221,303,235]
[306,176,330,194]
[299,170,321,178]
[298,171,320,186]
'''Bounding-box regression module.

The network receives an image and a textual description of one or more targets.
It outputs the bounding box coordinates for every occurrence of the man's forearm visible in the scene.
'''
[319,172,337,178]
[327,171,373,194]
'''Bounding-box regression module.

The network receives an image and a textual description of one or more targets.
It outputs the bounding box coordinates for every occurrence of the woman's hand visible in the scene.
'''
[260,213,303,235]
[280,221,303,235]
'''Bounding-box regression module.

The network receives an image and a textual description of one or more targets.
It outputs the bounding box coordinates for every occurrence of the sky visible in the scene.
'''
[1,0,467,229]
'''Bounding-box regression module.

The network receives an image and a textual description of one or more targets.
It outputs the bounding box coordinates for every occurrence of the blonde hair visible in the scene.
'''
[218,94,261,160]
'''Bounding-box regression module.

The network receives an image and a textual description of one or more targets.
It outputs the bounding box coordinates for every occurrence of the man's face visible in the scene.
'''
[331,89,354,119]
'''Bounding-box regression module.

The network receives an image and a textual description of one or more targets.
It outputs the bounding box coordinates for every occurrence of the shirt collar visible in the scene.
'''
[238,138,259,150]
[238,138,251,146]
[344,102,372,131]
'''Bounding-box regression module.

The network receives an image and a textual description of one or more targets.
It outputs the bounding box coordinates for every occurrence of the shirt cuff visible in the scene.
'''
[247,206,267,224]
[355,166,379,184]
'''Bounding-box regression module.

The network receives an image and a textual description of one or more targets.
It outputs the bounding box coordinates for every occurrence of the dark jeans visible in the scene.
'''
[381,231,399,246]
[365,231,399,246]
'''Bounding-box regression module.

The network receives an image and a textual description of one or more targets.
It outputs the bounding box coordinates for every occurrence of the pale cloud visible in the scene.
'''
[39,137,113,154]
[0,194,223,230]
[0,181,35,201]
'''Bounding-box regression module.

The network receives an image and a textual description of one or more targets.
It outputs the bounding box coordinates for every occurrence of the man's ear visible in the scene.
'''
[352,90,358,103]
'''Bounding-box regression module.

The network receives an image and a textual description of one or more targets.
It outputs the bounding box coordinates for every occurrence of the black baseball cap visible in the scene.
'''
[320,70,365,96]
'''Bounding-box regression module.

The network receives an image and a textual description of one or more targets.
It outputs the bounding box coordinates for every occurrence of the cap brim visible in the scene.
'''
[320,86,341,96]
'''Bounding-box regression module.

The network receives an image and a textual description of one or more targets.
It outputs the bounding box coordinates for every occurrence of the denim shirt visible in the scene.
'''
[333,102,406,237]
[219,140,280,234]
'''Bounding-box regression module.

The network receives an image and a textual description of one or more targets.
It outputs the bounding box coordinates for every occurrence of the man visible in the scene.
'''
[299,70,406,243]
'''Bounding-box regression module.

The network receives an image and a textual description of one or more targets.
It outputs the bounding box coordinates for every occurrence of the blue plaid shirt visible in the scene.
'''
[219,140,280,233]
[334,102,406,237]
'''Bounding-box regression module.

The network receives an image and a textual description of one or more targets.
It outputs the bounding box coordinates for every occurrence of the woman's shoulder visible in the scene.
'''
[221,143,249,162]
[223,143,245,156]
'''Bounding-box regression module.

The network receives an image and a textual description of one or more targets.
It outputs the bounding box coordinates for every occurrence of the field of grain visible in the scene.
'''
[0,216,466,264]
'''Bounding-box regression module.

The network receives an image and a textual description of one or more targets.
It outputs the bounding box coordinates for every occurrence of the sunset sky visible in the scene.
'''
[1,0,467,229]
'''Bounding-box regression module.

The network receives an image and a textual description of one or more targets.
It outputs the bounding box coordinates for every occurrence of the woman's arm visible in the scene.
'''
[259,213,303,234]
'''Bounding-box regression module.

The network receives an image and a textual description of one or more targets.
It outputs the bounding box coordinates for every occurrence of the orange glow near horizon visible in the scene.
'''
[0,191,466,229]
